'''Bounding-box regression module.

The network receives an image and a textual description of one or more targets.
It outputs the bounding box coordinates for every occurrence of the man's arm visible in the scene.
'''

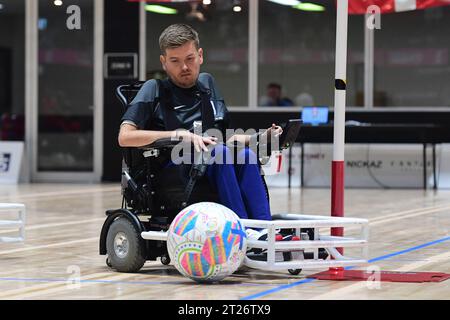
[118,123,175,147]
[118,123,217,151]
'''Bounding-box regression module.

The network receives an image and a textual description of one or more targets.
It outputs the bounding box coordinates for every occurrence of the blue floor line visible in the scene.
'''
[368,236,450,264]
[240,235,450,300]
[1,236,449,297]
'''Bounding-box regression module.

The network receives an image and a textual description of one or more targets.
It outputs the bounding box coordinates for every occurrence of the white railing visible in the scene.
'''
[0,203,26,243]
[141,213,369,272]
[241,213,369,271]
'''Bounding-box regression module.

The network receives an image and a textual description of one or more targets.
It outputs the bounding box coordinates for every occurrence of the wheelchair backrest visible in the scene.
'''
[116,81,146,111]
[117,81,148,172]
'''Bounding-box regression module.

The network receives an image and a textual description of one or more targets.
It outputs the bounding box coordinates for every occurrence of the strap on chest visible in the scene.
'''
[156,79,215,133]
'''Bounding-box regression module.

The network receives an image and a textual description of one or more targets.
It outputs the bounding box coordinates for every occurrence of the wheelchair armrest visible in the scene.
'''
[139,137,182,150]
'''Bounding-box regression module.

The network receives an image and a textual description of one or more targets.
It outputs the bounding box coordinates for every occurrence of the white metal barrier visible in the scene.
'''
[141,213,369,272]
[0,203,26,243]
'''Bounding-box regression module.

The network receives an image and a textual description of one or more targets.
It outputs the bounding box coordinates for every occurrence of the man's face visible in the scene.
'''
[267,86,281,101]
[160,41,203,88]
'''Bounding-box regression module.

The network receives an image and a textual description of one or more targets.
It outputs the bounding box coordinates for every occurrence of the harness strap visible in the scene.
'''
[156,78,214,208]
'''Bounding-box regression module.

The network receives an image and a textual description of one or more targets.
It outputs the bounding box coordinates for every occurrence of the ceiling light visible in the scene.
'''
[268,0,301,6]
[203,0,211,5]
[233,0,242,12]
[54,0,63,6]
[293,2,326,12]
[145,5,178,14]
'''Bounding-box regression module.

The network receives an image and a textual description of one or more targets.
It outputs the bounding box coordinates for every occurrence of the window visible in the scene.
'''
[38,0,94,171]
[143,0,450,109]
[0,0,25,141]
[258,0,364,107]
[374,7,450,106]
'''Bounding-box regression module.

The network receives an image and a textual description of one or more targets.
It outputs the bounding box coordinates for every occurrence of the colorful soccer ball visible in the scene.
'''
[167,202,247,283]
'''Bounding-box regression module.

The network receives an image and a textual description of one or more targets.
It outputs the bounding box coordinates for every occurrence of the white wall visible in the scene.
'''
[265,143,448,189]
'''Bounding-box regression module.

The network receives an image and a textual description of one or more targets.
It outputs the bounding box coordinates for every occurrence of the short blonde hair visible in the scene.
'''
[159,24,200,55]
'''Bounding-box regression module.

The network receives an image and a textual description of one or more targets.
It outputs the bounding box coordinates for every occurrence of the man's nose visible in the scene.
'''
[182,63,188,71]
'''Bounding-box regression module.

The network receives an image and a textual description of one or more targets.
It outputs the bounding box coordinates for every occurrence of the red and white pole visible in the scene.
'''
[331,0,348,260]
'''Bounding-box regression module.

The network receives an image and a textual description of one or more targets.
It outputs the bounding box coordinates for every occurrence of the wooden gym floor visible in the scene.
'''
[0,183,449,300]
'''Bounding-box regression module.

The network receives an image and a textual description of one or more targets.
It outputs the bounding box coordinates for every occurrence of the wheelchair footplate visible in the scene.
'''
[241,213,369,272]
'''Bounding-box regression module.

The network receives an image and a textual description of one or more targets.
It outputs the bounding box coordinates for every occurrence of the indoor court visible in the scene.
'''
[1,0,450,303]
[1,184,449,300]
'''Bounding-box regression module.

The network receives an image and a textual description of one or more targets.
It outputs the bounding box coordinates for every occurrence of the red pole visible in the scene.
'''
[331,161,344,249]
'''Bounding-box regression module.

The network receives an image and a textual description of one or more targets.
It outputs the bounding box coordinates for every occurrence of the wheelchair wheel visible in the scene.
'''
[106,217,146,273]
[288,269,302,275]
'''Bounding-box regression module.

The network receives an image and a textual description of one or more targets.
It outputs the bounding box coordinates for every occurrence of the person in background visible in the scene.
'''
[260,83,294,107]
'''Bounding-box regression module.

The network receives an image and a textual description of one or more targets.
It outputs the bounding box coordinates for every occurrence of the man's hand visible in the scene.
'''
[176,130,217,152]
[261,123,283,142]
[227,123,283,147]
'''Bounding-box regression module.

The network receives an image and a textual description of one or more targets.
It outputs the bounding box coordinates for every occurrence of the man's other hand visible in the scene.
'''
[176,130,217,152]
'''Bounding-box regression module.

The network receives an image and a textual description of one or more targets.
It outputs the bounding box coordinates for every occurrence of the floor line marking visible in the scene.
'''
[0,237,99,255]
[370,206,450,226]
[240,235,450,300]
[0,218,106,235]
[342,205,450,234]
[0,186,119,201]
[367,203,450,223]
[1,237,449,299]
[0,272,117,298]
[0,276,273,288]
[0,273,134,299]
[309,248,450,300]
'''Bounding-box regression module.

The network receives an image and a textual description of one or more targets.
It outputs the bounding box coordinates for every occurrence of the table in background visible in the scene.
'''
[287,123,444,190]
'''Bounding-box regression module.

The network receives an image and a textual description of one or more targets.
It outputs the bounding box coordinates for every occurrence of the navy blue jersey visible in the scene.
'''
[121,73,229,137]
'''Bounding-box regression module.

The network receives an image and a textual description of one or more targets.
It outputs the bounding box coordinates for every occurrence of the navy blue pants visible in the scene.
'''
[205,144,272,221]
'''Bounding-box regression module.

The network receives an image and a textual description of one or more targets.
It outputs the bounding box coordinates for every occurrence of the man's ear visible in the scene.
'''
[160,55,166,70]
[198,48,204,65]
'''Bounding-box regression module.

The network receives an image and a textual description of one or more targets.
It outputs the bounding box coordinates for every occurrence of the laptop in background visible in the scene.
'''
[301,106,329,126]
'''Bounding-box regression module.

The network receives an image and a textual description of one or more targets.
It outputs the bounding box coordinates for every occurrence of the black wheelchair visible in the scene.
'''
[99,81,327,274]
